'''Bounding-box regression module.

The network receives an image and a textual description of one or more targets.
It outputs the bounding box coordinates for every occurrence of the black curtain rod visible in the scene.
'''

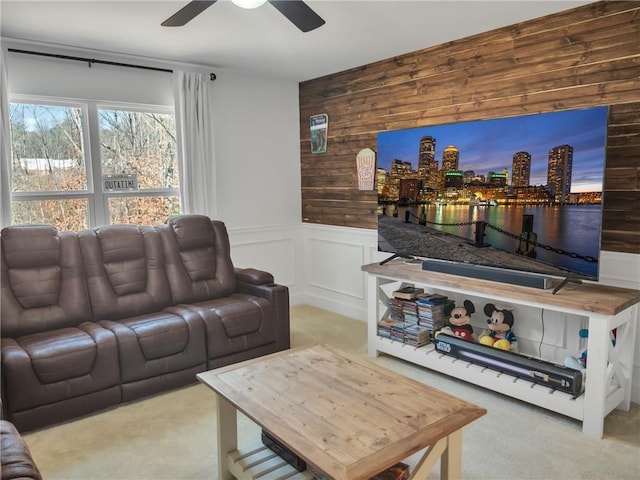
[8,48,217,81]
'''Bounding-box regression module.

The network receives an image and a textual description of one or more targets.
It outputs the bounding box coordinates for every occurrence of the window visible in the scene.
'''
[9,101,90,230]
[8,97,180,231]
[98,108,180,227]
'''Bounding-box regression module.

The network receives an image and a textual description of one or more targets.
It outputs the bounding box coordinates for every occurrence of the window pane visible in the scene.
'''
[108,196,181,226]
[99,109,179,190]
[9,103,88,192]
[11,199,89,231]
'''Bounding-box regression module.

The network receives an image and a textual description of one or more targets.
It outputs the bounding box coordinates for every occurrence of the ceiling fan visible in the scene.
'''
[161,0,325,33]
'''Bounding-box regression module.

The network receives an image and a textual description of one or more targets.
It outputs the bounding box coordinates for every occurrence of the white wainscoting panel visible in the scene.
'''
[307,238,364,298]
[227,224,302,303]
[302,224,377,321]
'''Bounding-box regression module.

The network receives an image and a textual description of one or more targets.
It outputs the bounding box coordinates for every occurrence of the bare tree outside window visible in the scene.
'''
[11,199,89,230]
[99,108,180,225]
[10,103,86,192]
[8,100,181,231]
[99,110,178,189]
[108,196,181,226]
[9,103,89,230]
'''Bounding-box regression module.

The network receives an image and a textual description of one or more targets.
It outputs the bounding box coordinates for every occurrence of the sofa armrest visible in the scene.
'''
[235,267,284,301]
[235,268,274,286]
[235,269,290,352]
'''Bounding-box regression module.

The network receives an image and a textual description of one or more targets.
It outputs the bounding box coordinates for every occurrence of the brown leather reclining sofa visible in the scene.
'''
[0,214,290,433]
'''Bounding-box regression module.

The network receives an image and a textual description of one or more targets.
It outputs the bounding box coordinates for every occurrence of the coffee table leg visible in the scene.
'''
[410,429,463,480]
[441,429,462,480]
[216,393,238,480]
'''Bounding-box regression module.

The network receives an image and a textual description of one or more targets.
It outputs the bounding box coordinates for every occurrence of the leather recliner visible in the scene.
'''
[0,225,121,432]
[78,224,207,402]
[158,215,290,369]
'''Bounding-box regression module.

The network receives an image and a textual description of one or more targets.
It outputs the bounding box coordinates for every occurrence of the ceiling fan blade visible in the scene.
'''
[269,1,325,32]
[161,0,218,27]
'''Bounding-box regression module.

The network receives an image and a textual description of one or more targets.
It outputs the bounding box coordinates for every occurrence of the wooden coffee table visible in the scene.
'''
[197,344,486,480]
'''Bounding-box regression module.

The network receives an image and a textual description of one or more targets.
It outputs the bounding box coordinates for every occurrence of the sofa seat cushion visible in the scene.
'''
[1,323,120,414]
[99,309,207,386]
[116,313,189,360]
[211,300,261,338]
[0,420,42,480]
[181,293,276,362]
[18,328,96,384]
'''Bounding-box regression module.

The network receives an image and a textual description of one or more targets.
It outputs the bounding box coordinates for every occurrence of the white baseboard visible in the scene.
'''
[301,291,367,322]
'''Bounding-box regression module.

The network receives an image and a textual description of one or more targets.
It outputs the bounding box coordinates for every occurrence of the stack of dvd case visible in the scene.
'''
[379,289,451,347]
[416,294,451,340]
[403,324,430,347]
[390,298,419,325]
[377,317,403,340]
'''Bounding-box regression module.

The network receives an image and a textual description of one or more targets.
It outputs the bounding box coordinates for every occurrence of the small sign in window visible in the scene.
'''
[103,174,138,191]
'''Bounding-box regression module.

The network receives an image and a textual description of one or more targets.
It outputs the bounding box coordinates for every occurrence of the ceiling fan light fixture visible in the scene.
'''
[162,0,325,32]
[231,0,267,9]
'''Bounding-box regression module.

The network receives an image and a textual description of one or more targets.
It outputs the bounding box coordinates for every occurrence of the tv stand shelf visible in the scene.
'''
[362,261,640,439]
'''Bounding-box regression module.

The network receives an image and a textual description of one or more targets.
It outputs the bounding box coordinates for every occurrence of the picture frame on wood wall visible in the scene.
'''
[310,113,328,154]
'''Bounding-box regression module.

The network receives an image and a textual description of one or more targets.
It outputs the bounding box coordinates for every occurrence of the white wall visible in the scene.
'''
[210,72,301,230]
[5,44,175,105]
[207,69,303,302]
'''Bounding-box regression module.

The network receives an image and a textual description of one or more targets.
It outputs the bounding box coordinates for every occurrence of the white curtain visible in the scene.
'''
[173,70,217,219]
[0,48,12,227]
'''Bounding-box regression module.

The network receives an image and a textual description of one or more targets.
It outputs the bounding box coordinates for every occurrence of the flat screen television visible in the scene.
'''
[376,106,608,285]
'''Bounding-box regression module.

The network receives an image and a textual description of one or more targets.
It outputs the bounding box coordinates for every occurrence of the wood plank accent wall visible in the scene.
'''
[299,1,640,254]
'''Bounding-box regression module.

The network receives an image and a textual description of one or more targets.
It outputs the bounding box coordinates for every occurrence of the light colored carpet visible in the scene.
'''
[23,305,640,479]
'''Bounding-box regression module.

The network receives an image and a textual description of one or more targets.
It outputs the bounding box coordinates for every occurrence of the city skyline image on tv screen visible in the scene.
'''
[376,106,608,280]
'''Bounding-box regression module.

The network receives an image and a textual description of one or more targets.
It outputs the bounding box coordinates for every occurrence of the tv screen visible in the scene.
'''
[376,106,608,281]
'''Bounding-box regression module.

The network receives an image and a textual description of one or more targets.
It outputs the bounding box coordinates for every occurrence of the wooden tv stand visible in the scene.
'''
[362,260,640,439]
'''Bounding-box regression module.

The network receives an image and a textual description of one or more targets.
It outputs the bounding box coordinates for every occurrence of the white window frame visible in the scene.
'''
[8,94,179,229]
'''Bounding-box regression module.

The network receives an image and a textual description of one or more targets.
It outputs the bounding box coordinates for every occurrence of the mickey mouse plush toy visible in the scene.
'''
[441,300,476,341]
[478,303,517,351]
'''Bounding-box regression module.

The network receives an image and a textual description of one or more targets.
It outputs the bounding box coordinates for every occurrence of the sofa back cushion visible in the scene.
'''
[158,215,236,304]
[78,225,172,319]
[1,225,92,337]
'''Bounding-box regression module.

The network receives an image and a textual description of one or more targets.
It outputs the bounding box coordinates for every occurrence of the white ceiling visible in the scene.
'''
[1,0,592,82]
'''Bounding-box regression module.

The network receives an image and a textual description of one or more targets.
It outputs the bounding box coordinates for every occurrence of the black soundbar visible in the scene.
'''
[434,333,583,396]
[422,259,552,289]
